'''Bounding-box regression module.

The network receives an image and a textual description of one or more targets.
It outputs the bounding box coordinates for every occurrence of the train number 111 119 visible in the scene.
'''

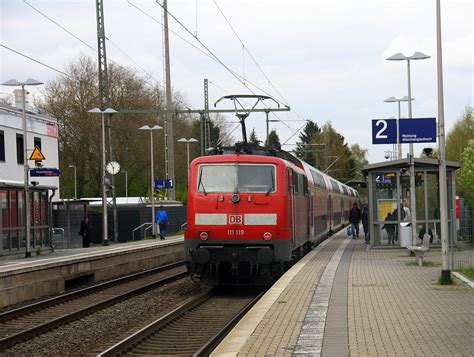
[227,229,245,236]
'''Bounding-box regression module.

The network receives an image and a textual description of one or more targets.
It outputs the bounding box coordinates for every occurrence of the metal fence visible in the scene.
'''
[451,207,473,270]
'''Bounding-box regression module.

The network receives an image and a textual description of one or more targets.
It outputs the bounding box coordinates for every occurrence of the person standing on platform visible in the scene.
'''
[361,205,369,243]
[79,217,91,248]
[403,200,411,222]
[349,203,361,239]
[155,206,169,240]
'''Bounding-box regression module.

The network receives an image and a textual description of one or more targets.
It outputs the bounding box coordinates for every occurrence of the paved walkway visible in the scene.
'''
[212,232,473,356]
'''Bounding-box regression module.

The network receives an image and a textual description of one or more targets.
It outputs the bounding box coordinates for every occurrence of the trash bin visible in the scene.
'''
[399,222,412,247]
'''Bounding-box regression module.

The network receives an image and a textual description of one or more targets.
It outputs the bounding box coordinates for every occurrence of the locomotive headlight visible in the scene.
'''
[199,232,209,241]
[263,232,272,241]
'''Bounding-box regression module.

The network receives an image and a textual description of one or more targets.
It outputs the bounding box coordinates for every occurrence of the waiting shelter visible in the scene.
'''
[362,158,461,248]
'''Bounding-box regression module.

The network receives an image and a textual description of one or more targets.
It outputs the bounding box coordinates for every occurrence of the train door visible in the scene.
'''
[287,169,295,245]
[327,195,332,233]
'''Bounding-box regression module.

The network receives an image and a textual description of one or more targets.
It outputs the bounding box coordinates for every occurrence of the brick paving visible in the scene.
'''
[213,235,473,356]
[348,242,473,356]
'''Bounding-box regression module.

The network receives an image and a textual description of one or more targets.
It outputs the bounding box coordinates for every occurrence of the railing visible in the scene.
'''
[132,223,153,241]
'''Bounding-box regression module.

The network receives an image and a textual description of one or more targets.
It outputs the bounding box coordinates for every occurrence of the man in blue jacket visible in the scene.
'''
[155,206,169,240]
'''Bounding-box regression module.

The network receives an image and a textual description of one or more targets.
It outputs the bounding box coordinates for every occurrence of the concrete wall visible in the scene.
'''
[53,205,188,245]
[0,241,184,308]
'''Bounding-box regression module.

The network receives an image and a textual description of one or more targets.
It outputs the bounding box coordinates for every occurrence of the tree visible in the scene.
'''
[295,120,321,166]
[350,144,369,177]
[446,106,473,161]
[267,129,281,149]
[40,55,199,199]
[319,122,354,182]
[248,127,260,145]
[457,140,474,206]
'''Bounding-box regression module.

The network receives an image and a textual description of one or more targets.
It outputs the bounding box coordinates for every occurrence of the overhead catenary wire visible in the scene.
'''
[1,44,76,80]
[153,0,305,141]
[210,1,310,139]
[22,0,193,110]
[23,0,161,85]
[212,0,288,106]
[212,0,309,127]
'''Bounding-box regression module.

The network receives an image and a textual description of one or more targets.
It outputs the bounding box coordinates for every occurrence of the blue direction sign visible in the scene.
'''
[372,119,397,144]
[30,168,61,177]
[154,179,174,189]
[399,118,437,143]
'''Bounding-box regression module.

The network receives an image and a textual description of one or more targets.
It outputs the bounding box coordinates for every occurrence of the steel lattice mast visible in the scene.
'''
[96,0,118,241]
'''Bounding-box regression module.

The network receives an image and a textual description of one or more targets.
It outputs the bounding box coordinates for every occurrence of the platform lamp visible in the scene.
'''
[88,107,117,245]
[68,164,77,199]
[2,78,43,258]
[386,52,430,246]
[177,138,199,182]
[139,125,163,238]
[383,96,412,160]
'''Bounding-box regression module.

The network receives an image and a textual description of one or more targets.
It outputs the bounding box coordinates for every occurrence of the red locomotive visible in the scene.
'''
[184,146,358,285]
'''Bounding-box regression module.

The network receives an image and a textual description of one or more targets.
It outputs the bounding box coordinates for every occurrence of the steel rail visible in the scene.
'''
[98,290,264,356]
[0,266,187,351]
[0,260,184,323]
[193,290,265,356]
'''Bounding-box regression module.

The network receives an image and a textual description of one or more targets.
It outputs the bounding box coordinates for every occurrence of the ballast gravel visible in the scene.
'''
[2,278,208,356]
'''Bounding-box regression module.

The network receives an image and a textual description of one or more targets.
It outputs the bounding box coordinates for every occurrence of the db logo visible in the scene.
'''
[228,214,243,225]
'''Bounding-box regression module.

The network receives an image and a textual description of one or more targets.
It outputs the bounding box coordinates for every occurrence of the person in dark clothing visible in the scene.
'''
[418,226,434,244]
[361,205,369,242]
[349,203,362,238]
[79,217,91,248]
[155,206,169,240]
[382,212,396,245]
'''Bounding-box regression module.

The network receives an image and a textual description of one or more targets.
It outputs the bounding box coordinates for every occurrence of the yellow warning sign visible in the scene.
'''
[29,146,46,161]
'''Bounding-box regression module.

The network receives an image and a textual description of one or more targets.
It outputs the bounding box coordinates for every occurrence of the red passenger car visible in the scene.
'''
[184,147,358,285]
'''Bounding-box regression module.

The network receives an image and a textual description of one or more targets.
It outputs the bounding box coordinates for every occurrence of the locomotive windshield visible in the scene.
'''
[198,164,275,193]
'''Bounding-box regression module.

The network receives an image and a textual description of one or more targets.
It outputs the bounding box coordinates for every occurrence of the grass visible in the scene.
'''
[454,266,474,280]
[406,260,441,267]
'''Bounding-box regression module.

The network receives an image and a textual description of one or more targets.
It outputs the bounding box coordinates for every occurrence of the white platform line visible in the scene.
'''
[210,237,335,357]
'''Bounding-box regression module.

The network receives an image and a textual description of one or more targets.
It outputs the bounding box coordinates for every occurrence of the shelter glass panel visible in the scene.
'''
[371,171,400,246]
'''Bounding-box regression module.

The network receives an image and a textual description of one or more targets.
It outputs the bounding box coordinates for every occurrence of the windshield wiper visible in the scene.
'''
[198,170,207,195]
[265,169,275,196]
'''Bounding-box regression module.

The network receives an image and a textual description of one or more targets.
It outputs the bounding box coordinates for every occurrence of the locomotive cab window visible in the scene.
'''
[198,164,276,193]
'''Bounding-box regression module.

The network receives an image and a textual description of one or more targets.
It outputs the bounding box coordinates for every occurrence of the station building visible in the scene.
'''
[0,91,60,256]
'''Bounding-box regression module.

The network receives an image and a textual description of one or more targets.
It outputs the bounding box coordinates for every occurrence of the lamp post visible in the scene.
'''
[387,52,430,245]
[68,164,77,199]
[122,170,128,198]
[2,78,43,258]
[383,96,411,159]
[88,107,117,245]
[140,125,163,238]
[177,138,199,182]
[436,0,450,282]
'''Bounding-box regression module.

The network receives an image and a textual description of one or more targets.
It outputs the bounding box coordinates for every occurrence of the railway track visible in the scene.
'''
[98,289,265,356]
[0,261,187,351]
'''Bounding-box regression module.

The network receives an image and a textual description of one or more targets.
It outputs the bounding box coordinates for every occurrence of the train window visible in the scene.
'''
[342,186,349,195]
[293,172,299,194]
[311,170,326,189]
[237,165,275,193]
[198,164,276,193]
[303,175,308,195]
[330,180,340,193]
[198,165,235,192]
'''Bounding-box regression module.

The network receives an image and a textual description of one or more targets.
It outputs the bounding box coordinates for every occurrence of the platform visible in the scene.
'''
[0,237,184,308]
[213,231,473,356]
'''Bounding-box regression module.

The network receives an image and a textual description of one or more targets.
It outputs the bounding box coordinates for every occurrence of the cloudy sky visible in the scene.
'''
[1,0,472,163]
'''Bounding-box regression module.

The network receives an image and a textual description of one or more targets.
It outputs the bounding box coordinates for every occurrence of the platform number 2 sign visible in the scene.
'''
[372,119,397,144]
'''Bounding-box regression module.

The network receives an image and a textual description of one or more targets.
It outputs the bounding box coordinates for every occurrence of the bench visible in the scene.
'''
[407,234,430,267]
